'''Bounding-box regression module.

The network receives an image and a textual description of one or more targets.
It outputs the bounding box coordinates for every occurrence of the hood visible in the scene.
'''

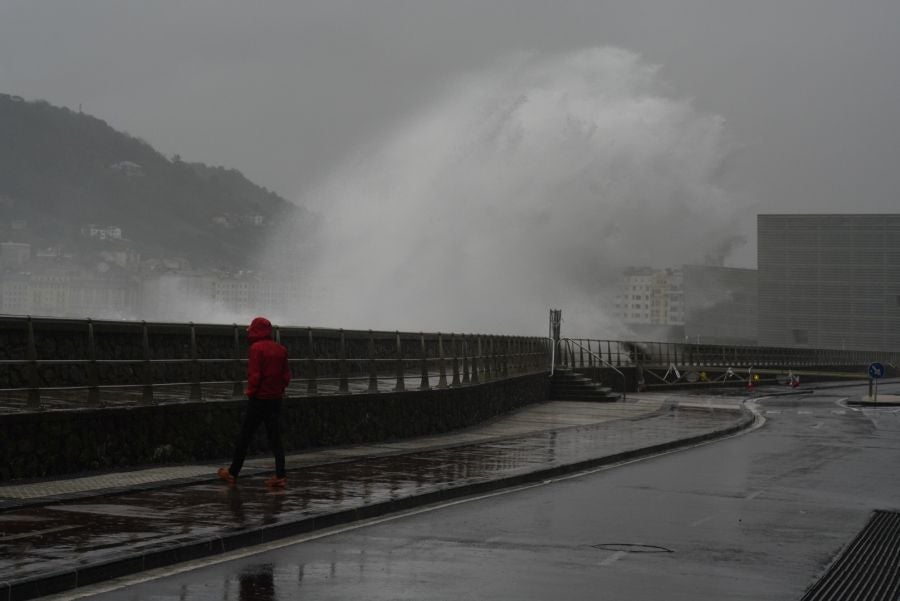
[247,316,273,343]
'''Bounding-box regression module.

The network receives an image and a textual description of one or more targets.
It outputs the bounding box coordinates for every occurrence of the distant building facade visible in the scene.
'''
[758,214,900,351]
[81,224,123,240]
[614,267,685,341]
[615,267,684,326]
[0,242,31,269]
[616,265,758,344]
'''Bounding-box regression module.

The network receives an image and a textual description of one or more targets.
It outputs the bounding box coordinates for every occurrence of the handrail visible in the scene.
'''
[561,337,627,401]
[0,315,552,412]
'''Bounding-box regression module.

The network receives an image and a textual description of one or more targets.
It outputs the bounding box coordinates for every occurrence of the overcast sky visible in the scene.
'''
[2,0,898,217]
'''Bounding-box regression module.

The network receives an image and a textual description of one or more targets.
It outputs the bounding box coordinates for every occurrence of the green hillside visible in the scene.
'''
[0,94,309,269]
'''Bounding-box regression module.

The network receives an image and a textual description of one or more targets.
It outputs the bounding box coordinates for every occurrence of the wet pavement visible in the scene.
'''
[0,395,754,600]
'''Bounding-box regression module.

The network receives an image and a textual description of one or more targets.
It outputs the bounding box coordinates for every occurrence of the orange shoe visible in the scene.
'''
[217,467,236,486]
[265,475,287,488]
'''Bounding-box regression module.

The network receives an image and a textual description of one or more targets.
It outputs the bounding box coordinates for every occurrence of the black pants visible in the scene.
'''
[229,398,286,478]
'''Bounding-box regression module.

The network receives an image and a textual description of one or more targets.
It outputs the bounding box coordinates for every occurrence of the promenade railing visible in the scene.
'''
[0,315,552,413]
[556,338,897,371]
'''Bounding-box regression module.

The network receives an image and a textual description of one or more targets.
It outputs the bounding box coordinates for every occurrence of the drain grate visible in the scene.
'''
[801,510,900,601]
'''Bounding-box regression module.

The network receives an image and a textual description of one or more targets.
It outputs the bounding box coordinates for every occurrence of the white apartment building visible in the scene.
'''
[615,267,684,326]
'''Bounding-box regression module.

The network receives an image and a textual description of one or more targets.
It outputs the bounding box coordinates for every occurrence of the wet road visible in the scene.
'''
[59,384,900,600]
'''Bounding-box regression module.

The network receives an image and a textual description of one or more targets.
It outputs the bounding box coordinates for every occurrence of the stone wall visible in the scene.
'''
[0,373,550,481]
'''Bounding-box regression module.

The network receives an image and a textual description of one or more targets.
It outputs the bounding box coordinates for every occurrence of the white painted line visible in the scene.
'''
[599,550,628,566]
[690,516,713,527]
[745,490,764,501]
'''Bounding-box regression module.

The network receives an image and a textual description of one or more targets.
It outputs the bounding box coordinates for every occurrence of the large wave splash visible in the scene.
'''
[271,48,744,336]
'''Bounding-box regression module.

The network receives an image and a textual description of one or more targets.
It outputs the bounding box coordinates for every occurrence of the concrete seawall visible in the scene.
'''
[0,373,550,481]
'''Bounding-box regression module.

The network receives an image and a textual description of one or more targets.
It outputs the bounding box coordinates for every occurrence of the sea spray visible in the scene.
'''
[269,47,745,335]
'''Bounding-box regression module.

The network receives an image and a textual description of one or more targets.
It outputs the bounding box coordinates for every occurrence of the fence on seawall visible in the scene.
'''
[555,337,897,369]
[0,315,552,413]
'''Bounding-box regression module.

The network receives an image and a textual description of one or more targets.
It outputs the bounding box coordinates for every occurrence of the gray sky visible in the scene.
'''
[2,0,898,217]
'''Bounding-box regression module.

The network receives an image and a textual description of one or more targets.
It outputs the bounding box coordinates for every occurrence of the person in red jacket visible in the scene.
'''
[218,316,292,488]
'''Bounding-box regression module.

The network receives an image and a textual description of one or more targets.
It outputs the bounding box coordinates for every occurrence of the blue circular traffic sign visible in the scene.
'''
[869,362,885,379]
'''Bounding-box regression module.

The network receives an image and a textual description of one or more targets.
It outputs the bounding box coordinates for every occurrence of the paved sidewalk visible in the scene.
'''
[0,394,754,601]
[0,398,668,504]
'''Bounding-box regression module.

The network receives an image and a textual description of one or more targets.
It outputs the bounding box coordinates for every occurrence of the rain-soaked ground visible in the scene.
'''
[0,395,752,598]
[75,384,900,601]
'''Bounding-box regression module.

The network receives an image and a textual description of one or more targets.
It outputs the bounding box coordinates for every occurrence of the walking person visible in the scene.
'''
[219,316,291,488]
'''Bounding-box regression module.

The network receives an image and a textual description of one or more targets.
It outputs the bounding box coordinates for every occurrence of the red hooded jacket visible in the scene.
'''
[245,317,291,399]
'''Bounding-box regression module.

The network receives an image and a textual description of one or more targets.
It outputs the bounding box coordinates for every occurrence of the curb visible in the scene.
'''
[3,406,754,601]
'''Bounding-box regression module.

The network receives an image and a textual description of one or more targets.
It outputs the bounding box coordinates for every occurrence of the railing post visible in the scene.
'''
[437,333,448,389]
[339,329,349,393]
[451,334,461,387]
[485,336,494,381]
[86,319,100,406]
[462,335,471,384]
[419,332,430,390]
[25,316,41,409]
[232,323,243,397]
[493,336,500,379]
[471,336,481,384]
[307,327,318,395]
[140,321,155,404]
[513,337,520,375]
[189,322,201,401]
[503,336,510,377]
[367,330,379,393]
[394,331,405,391]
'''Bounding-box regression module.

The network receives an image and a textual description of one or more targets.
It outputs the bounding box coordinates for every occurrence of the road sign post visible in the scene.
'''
[868,362,885,404]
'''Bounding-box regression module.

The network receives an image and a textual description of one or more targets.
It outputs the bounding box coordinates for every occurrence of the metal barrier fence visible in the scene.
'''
[0,315,551,412]
[5,314,894,413]
[556,338,899,370]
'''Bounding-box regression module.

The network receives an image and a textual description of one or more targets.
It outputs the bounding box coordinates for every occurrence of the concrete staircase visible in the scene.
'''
[550,367,622,402]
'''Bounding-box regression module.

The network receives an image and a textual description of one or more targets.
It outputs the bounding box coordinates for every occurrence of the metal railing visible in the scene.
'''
[556,338,898,370]
[559,338,627,400]
[0,315,552,412]
[4,313,894,413]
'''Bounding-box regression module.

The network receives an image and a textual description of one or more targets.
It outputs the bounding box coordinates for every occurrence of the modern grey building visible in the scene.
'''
[758,214,900,351]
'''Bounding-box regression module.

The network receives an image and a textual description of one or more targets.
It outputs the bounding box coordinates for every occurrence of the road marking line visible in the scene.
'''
[690,516,713,527]
[745,490,764,501]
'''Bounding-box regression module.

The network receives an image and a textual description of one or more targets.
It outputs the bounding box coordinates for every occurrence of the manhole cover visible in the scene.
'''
[591,543,673,553]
